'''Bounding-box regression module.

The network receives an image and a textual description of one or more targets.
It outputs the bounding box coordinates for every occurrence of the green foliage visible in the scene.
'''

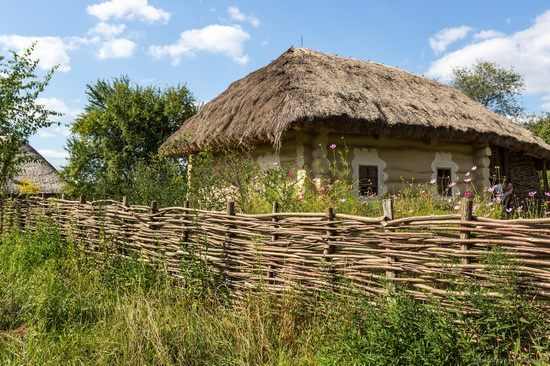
[524,112,550,145]
[60,76,197,199]
[0,44,59,192]
[450,59,525,118]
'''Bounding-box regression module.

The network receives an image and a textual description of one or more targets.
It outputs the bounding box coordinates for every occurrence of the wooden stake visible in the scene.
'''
[460,198,474,265]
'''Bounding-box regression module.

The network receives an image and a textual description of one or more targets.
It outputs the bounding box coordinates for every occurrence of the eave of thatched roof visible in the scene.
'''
[160,47,550,161]
[6,144,66,195]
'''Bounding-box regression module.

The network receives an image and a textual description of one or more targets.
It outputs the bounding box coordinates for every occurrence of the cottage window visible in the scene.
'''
[359,165,378,196]
[352,148,388,198]
[437,168,451,196]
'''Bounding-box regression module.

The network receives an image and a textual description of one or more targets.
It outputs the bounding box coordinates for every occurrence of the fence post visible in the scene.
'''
[383,198,397,292]
[460,197,474,265]
[224,201,235,282]
[324,207,335,256]
[79,196,86,205]
[182,200,190,243]
[269,202,279,283]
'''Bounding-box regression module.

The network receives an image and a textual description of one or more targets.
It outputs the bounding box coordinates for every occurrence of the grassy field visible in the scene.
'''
[0,222,549,365]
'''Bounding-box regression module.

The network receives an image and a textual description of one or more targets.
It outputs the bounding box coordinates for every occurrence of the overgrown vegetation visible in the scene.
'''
[0,222,548,365]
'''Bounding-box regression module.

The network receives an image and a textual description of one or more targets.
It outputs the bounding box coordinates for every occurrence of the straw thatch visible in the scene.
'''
[6,144,66,195]
[160,47,550,161]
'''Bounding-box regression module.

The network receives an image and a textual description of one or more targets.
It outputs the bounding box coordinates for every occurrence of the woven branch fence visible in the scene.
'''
[3,196,550,307]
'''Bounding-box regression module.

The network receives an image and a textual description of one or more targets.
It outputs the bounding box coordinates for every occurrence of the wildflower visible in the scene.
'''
[486,202,493,207]
[273,162,278,166]
[448,182,456,188]
[464,178,472,183]
[453,205,460,210]
[528,191,537,197]
[339,198,346,203]
[487,186,495,193]
[464,191,472,197]
[545,192,550,197]
[297,197,303,202]
[517,205,523,213]
[546,211,550,215]
[287,171,291,177]
[465,171,470,177]
[429,178,437,184]
[471,166,477,170]
[329,144,336,149]
[506,207,513,213]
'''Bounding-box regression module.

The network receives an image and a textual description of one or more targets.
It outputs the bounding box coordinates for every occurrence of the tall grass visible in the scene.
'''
[0,222,548,365]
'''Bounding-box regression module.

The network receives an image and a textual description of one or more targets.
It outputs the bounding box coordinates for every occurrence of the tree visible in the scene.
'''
[524,112,550,144]
[60,76,197,199]
[0,45,59,193]
[449,59,525,118]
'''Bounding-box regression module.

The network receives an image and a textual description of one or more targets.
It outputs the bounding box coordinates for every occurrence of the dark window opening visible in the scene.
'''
[359,165,378,196]
[437,168,451,196]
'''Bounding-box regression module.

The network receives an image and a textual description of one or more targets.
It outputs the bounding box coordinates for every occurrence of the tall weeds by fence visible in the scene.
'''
[4,195,550,309]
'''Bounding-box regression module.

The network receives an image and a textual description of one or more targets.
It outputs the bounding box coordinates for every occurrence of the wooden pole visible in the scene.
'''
[269,202,279,283]
[383,199,397,286]
[323,207,335,256]
[182,200,190,243]
[460,198,474,265]
[224,201,235,282]
[542,160,549,194]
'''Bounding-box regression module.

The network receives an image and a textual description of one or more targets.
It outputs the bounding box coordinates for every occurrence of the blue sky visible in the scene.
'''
[2,1,550,168]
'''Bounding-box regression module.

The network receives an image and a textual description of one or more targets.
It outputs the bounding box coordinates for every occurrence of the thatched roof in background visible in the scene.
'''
[6,144,66,195]
[161,47,550,161]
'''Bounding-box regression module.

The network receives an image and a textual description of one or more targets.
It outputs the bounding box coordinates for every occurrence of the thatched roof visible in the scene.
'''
[6,144,66,195]
[160,47,550,161]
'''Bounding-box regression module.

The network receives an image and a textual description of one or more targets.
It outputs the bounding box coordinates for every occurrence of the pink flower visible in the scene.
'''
[287,171,291,177]
[465,171,470,177]
[528,191,537,197]
[453,205,460,210]
[517,205,523,213]
[464,191,472,197]
[429,178,437,184]
[506,207,513,213]
[448,182,456,188]
[297,197,303,202]
[339,198,346,203]
[329,144,337,149]
[471,166,477,171]
[546,211,550,215]
[545,192,550,197]
[487,186,496,193]
[464,178,472,183]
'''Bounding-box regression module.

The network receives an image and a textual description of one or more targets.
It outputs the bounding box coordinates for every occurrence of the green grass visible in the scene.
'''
[0,222,549,365]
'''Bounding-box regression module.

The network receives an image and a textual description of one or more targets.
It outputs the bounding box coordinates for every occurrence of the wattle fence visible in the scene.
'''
[3,196,550,305]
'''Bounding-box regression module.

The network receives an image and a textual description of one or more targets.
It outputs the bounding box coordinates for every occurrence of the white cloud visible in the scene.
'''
[97,38,136,59]
[149,24,250,65]
[474,30,506,40]
[87,0,170,23]
[429,26,473,54]
[38,149,69,160]
[228,6,260,28]
[88,21,127,37]
[427,9,550,107]
[0,35,74,72]
[37,97,80,120]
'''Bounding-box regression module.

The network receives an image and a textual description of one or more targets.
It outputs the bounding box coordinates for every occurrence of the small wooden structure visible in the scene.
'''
[161,48,550,201]
[5,144,66,196]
